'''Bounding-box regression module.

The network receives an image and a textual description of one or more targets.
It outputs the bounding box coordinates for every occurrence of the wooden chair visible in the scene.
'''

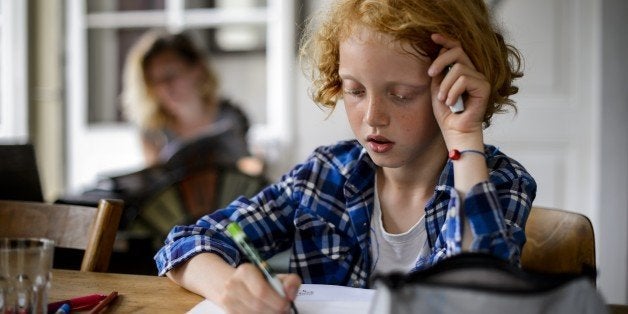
[126,164,268,247]
[521,206,596,278]
[0,199,123,272]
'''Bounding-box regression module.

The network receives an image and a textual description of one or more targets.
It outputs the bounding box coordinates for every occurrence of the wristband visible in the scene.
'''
[448,149,485,160]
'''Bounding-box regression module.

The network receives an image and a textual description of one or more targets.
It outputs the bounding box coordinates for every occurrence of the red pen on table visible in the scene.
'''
[48,294,107,312]
[88,291,118,314]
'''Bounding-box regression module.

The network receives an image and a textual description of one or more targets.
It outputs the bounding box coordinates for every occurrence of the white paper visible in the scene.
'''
[187,284,375,314]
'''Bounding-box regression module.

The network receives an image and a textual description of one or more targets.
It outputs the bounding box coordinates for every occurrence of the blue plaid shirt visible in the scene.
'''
[155,140,536,288]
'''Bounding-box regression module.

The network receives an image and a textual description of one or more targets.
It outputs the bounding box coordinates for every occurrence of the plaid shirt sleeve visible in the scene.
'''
[154,141,365,278]
[424,148,537,267]
[154,172,300,276]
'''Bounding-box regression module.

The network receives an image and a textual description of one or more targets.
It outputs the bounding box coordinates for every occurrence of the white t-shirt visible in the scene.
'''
[370,179,431,275]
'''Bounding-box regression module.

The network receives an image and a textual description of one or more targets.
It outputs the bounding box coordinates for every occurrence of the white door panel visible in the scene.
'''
[487,0,628,303]
[487,0,594,216]
[497,0,572,97]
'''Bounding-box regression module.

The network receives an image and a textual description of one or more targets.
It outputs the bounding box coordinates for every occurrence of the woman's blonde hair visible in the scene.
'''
[300,0,523,127]
[121,30,219,130]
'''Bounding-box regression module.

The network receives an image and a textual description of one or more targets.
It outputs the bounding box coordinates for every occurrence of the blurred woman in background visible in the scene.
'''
[121,29,263,176]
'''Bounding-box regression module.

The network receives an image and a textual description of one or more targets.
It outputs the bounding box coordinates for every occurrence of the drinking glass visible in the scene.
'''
[0,238,54,314]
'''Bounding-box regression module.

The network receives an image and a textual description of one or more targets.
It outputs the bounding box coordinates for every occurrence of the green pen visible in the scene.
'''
[226,222,298,314]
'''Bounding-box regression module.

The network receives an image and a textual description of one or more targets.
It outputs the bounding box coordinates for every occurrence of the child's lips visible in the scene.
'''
[367,135,394,153]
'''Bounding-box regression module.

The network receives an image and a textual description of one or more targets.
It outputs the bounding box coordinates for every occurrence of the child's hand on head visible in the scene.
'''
[427,33,491,142]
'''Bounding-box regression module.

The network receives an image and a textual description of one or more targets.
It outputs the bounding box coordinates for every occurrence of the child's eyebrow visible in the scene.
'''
[338,72,357,80]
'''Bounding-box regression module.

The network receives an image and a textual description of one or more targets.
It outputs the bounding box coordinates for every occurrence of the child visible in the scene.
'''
[155,0,537,312]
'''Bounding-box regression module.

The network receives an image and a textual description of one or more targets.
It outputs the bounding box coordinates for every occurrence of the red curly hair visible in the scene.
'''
[300,0,523,127]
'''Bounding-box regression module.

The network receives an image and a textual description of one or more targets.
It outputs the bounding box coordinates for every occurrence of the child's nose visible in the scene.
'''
[364,95,389,126]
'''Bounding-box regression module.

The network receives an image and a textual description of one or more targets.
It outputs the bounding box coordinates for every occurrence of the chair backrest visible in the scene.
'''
[0,199,123,272]
[127,165,268,248]
[521,206,595,277]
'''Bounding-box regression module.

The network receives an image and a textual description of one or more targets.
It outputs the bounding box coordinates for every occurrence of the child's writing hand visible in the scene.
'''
[219,263,301,313]
[428,33,491,147]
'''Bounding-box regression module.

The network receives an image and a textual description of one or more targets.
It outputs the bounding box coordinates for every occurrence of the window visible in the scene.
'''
[0,0,27,141]
[66,0,295,192]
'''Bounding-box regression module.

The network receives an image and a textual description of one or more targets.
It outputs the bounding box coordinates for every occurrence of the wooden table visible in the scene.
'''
[50,269,628,313]
[50,269,203,313]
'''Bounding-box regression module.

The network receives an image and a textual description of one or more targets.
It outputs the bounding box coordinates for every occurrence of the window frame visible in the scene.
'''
[0,0,28,142]
[65,0,294,192]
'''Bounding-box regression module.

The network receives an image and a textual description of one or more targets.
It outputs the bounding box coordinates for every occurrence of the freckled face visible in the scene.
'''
[339,27,443,169]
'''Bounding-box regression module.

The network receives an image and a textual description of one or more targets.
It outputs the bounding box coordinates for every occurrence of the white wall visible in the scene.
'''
[597,0,628,304]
